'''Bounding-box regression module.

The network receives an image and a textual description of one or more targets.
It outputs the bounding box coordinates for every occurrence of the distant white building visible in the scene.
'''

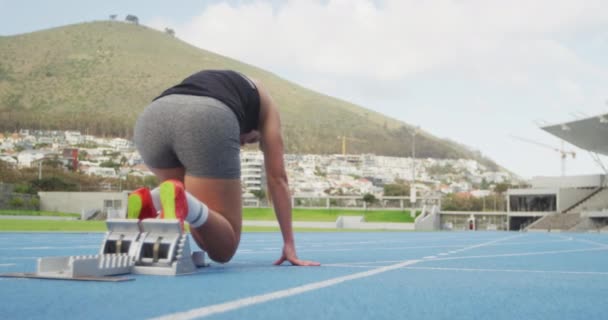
[0,155,17,166]
[0,140,14,150]
[37,136,55,145]
[85,167,117,178]
[109,138,134,151]
[16,150,47,168]
[483,171,510,184]
[449,181,472,193]
[470,189,493,198]
[241,152,264,194]
[64,131,84,145]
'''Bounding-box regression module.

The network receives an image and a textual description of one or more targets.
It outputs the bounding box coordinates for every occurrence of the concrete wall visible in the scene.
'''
[0,183,39,210]
[558,188,597,212]
[507,188,557,196]
[415,206,440,231]
[439,211,508,231]
[39,192,128,216]
[507,186,598,213]
[531,175,604,188]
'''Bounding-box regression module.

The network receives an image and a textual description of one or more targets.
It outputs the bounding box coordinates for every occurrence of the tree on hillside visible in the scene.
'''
[493,182,510,211]
[383,183,410,196]
[100,160,120,171]
[494,182,510,194]
[164,28,175,37]
[29,177,77,192]
[109,14,117,21]
[441,193,483,211]
[251,189,266,201]
[362,193,377,210]
[125,15,139,25]
[480,178,489,190]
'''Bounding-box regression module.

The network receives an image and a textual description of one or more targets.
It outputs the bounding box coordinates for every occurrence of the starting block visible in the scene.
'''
[0,219,207,282]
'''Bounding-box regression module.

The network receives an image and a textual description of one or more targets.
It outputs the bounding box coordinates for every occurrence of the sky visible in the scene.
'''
[1,0,608,179]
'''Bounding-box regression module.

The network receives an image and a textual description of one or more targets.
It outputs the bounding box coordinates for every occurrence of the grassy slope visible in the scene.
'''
[0,21,498,167]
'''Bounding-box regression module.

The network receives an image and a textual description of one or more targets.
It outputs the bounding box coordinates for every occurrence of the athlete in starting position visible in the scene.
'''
[129,69,319,266]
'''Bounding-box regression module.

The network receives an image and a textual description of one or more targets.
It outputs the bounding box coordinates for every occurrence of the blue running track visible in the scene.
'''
[1,231,607,320]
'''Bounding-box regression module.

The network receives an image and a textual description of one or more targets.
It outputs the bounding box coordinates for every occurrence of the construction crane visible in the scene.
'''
[337,136,364,155]
[510,135,576,177]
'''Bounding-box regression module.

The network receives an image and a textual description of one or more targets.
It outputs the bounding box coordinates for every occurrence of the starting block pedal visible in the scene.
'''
[131,219,203,276]
[0,219,207,282]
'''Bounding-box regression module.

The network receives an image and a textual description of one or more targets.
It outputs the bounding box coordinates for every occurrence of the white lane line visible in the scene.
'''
[322,264,376,268]
[325,247,608,269]
[0,245,99,250]
[456,234,523,253]
[0,263,16,267]
[321,260,404,266]
[490,239,572,246]
[428,234,522,258]
[403,266,608,276]
[241,237,516,251]
[237,244,467,255]
[149,259,421,320]
[150,234,517,320]
[572,238,608,248]
[431,247,608,261]
[0,257,38,261]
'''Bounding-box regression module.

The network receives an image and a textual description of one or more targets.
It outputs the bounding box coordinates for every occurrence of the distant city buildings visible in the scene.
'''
[0,129,517,197]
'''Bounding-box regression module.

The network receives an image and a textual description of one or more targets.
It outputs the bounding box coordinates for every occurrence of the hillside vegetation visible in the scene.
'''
[0,21,497,168]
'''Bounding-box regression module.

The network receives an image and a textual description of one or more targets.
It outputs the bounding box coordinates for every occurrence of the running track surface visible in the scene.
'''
[1,231,607,320]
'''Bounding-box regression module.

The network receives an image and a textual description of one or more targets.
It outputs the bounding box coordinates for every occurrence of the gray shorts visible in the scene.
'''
[134,94,241,179]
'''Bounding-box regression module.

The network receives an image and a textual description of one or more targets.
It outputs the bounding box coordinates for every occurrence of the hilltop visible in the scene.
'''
[0,21,500,169]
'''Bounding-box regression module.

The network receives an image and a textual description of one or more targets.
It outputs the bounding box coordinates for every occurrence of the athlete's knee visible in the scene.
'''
[208,246,237,264]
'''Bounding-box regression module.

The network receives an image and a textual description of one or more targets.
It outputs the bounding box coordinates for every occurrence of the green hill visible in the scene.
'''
[0,21,498,168]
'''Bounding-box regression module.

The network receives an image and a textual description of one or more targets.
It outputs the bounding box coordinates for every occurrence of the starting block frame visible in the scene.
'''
[0,219,207,281]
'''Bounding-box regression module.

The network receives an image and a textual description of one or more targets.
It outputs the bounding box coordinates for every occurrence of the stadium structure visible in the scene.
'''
[416,112,608,232]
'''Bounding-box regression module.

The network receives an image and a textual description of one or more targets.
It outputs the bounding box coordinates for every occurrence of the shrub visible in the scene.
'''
[9,197,24,208]
[28,198,40,209]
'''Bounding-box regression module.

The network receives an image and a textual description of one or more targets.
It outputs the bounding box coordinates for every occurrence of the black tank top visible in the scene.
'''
[155,70,261,133]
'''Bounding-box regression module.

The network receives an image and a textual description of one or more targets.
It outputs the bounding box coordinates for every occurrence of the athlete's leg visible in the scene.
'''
[149,167,241,263]
[184,176,242,263]
[148,167,185,183]
[135,95,242,263]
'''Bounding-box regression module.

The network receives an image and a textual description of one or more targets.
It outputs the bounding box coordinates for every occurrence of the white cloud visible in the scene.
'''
[149,0,608,177]
[166,0,607,81]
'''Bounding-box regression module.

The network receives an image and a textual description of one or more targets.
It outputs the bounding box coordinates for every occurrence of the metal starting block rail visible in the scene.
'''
[1,219,207,282]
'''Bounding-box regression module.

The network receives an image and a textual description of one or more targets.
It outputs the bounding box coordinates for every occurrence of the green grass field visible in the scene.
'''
[0,219,107,232]
[244,208,417,223]
[0,210,80,218]
[0,219,391,233]
[0,208,417,232]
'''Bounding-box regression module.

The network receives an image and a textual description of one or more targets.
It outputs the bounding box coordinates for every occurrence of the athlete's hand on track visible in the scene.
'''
[274,243,320,266]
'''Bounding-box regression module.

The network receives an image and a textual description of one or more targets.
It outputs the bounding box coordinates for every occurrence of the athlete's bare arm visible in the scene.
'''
[255,80,320,266]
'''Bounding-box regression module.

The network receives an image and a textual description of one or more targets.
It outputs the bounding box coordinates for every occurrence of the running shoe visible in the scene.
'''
[159,179,188,230]
[127,187,158,220]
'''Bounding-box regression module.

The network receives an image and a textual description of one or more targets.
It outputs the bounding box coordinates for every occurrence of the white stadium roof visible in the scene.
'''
[541,113,608,156]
